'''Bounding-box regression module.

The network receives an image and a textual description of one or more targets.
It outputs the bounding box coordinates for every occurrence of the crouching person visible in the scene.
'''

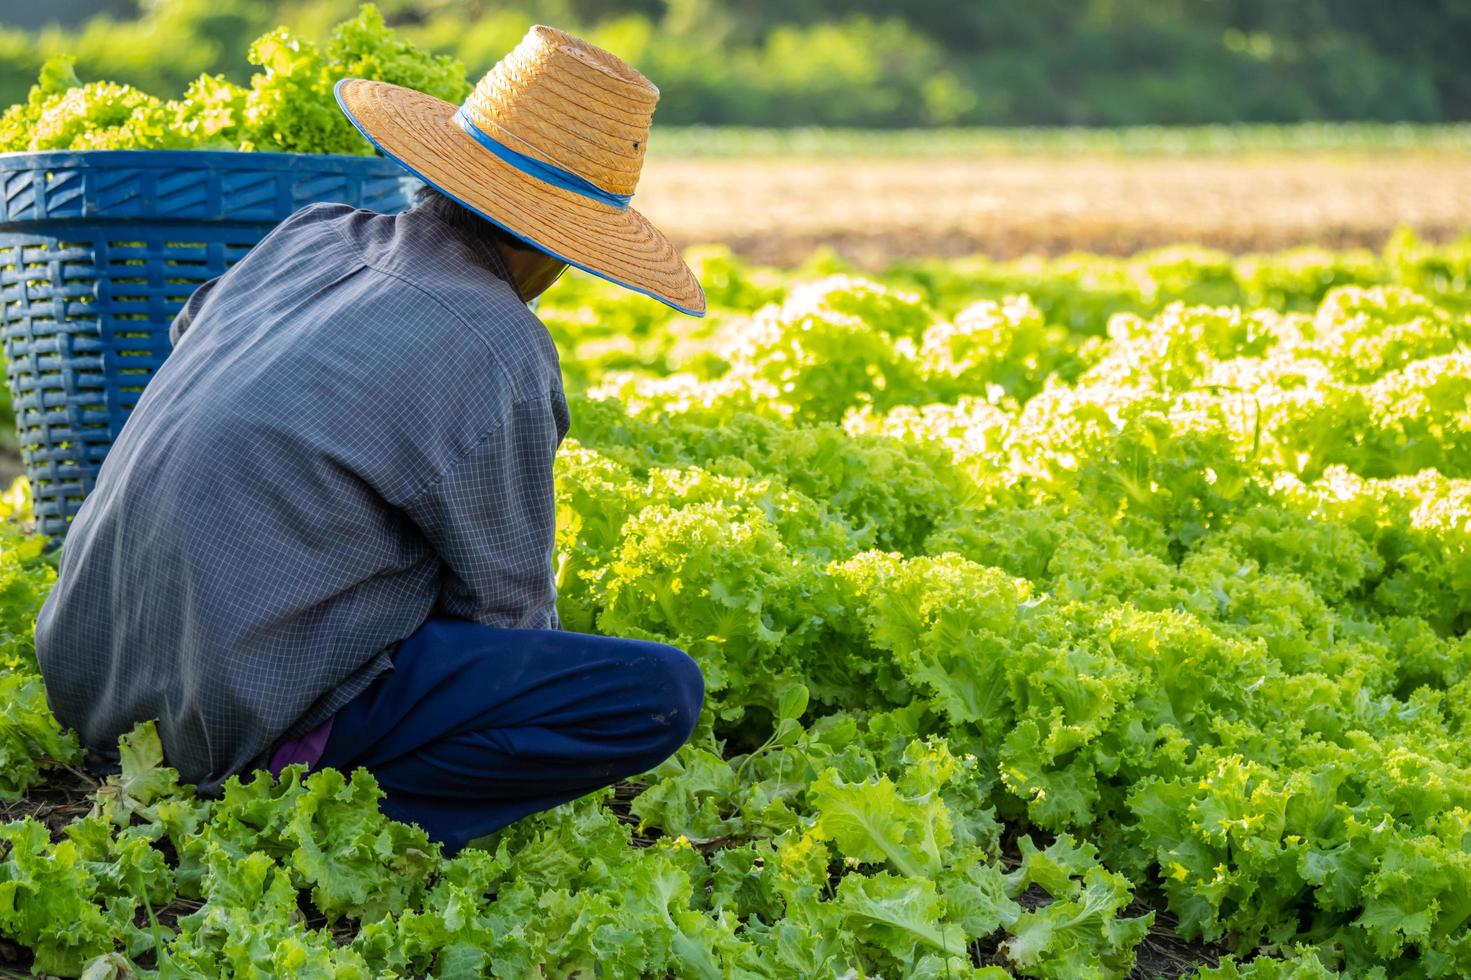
[33,26,707,854]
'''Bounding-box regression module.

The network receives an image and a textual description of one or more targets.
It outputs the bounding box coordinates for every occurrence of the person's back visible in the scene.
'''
[35,25,706,855]
[36,200,567,790]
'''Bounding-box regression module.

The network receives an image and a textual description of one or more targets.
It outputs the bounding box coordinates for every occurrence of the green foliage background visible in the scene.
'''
[1,0,1468,128]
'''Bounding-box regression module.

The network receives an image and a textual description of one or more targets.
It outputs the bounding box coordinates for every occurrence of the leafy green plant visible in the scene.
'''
[0,5,468,154]
[0,242,1469,975]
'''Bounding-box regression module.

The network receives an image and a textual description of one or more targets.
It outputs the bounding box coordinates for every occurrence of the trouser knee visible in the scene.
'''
[637,642,704,760]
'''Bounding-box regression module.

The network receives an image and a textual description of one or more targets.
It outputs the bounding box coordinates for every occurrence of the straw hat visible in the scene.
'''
[335,25,705,316]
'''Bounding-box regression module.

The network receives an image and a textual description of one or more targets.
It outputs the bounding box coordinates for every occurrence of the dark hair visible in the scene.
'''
[412,184,537,253]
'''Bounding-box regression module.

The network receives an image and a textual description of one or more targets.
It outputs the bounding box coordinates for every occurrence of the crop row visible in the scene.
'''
[0,244,1468,976]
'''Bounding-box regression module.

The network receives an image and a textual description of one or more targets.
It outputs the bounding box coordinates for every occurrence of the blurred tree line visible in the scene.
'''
[2,0,1467,126]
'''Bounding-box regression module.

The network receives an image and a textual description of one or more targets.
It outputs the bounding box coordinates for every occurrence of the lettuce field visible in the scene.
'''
[0,236,1469,977]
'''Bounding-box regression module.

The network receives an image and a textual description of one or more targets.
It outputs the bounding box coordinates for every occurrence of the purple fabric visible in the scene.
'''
[266,716,336,778]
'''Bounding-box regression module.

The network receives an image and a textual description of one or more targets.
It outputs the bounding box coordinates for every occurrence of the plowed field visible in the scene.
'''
[635,151,1471,265]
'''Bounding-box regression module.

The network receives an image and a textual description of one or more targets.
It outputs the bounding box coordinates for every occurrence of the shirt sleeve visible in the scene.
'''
[401,388,567,630]
[169,275,222,346]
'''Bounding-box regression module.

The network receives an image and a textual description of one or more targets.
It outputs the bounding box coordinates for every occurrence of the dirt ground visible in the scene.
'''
[634,151,1471,266]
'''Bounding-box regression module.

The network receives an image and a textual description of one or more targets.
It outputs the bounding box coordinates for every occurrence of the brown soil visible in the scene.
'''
[636,151,1471,267]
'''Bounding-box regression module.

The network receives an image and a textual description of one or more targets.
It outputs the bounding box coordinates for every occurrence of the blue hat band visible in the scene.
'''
[452,106,633,211]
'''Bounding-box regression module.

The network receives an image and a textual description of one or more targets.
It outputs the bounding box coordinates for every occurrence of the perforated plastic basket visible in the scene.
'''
[0,150,417,539]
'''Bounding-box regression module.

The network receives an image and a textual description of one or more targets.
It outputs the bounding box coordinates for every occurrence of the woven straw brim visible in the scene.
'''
[337,79,705,316]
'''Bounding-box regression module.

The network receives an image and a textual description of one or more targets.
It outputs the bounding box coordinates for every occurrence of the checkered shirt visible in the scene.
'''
[33,195,570,792]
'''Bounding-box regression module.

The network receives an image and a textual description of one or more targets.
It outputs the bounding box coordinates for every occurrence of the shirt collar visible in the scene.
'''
[412,193,525,303]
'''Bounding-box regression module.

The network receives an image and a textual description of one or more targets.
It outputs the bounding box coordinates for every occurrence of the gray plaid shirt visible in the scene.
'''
[34,195,570,792]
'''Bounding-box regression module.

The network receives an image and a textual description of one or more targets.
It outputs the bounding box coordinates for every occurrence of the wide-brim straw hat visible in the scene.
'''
[335,25,705,316]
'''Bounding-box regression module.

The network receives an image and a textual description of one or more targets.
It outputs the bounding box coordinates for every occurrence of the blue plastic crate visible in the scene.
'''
[0,150,417,539]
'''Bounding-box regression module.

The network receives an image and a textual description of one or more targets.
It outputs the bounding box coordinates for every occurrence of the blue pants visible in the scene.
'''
[315,617,704,853]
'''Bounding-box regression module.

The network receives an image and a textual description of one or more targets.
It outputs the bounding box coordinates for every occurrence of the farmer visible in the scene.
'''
[33,27,706,854]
